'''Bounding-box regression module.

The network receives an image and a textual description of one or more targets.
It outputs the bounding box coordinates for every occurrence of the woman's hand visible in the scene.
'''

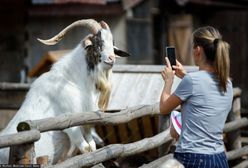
[160,57,182,115]
[172,60,186,79]
[161,57,174,84]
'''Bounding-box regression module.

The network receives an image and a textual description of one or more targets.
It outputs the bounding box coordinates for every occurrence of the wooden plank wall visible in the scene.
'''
[0,0,26,82]
[167,14,194,65]
[126,0,154,64]
[96,115,159,158]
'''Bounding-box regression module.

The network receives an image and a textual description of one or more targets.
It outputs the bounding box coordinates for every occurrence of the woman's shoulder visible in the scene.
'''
[227,78,233,92]
[187,70,215,80]
[227,78,233,85]
[185,71,203,81]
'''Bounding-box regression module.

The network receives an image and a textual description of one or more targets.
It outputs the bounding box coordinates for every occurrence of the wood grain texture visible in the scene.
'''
[0,130,40,148]
[17,103,160,132]
[44,129,172,168]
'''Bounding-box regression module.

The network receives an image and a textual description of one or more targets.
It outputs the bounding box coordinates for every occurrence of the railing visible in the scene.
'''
[0,88,247,168]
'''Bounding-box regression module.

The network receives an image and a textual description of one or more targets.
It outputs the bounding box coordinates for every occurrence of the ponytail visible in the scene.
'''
[193,26,230,92]
[214,39,230,92]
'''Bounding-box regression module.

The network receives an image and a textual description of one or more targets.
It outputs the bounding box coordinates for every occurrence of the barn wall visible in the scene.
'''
[194,10,248,107]
[126,0,154,64]
[0,1,27,82]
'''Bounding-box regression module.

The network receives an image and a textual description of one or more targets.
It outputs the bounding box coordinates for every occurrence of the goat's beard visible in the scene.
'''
[96,69,112,111]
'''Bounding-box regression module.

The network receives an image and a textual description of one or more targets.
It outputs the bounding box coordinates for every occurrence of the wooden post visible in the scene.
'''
[223,118,248,133]
[0,130,40,165]
[43,129,172,168]
[37,155,49,166]
[9,142,35,164]
[226,145,248,161]
[91,163,105,168]
[233,160,248,168]
[226,88,242,151]
[158,115,172,156]
[17,103,160,133]
[139,154,173,168]
[0,129,40,148]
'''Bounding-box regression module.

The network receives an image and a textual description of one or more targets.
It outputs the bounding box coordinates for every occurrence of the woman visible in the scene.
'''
[160,26,233,168]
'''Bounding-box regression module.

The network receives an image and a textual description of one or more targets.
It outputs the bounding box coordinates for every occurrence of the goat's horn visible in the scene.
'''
[100,21,110,30]
[37,19,101,45]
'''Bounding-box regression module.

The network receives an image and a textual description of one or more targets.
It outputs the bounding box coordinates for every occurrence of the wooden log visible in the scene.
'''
[158,115,171,156]
[17,103,160,132]
[233,87,242,97]
[139,154,173,168]
[226,145,248,161]
[37,155,49,166]
[223,118,248,133]
[226,92,242,150]
[0,82,30,90]
[43,129,173,168]
[0,129,40,148]
[233,160,248,168]
[91,163,105,168]
[9,142,35,164]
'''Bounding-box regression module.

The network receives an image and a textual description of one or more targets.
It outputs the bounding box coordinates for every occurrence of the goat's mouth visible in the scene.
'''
[104,61,114,67]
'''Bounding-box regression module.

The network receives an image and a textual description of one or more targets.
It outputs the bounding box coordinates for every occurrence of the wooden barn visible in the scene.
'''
[0,0,248,167]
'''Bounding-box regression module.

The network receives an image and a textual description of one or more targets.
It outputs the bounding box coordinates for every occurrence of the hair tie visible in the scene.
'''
[213,38,220,45]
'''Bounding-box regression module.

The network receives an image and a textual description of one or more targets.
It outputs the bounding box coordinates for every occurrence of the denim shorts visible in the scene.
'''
[174,152,229,168]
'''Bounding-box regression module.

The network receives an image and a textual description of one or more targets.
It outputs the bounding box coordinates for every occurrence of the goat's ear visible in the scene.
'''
[83,39,93,49]
[100,21,110,30]
[114,46,131,57]
[82,34,93,49]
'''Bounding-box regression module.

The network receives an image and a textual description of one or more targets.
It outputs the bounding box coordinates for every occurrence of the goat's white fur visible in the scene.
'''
[0,27,115,164]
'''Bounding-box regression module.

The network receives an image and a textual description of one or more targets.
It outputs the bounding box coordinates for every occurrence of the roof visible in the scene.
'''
[28,50,70,77]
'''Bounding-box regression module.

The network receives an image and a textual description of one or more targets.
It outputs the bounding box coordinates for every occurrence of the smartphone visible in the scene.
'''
[166,46,176,69]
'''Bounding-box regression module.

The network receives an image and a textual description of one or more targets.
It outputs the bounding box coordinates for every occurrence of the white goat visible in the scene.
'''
[0,19,129,164]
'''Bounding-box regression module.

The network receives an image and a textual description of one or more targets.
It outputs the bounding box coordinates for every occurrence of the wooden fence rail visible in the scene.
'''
[0,130,40,148]
[233,160,248,168]
[0,104,244,150]
[17,103,160,132]
[43,130,172,168]
[139,154,174,168]
[226,145,248,161]
[0,87,246,167]
[223,117,248,133]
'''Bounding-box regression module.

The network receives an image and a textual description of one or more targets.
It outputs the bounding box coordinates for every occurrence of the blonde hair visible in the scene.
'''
[193,26,230,92]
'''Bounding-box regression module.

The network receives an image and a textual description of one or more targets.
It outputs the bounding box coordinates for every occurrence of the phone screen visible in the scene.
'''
[166,47,176,68]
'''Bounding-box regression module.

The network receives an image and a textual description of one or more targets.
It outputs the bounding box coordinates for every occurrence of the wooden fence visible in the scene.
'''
[0,88,247,167]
